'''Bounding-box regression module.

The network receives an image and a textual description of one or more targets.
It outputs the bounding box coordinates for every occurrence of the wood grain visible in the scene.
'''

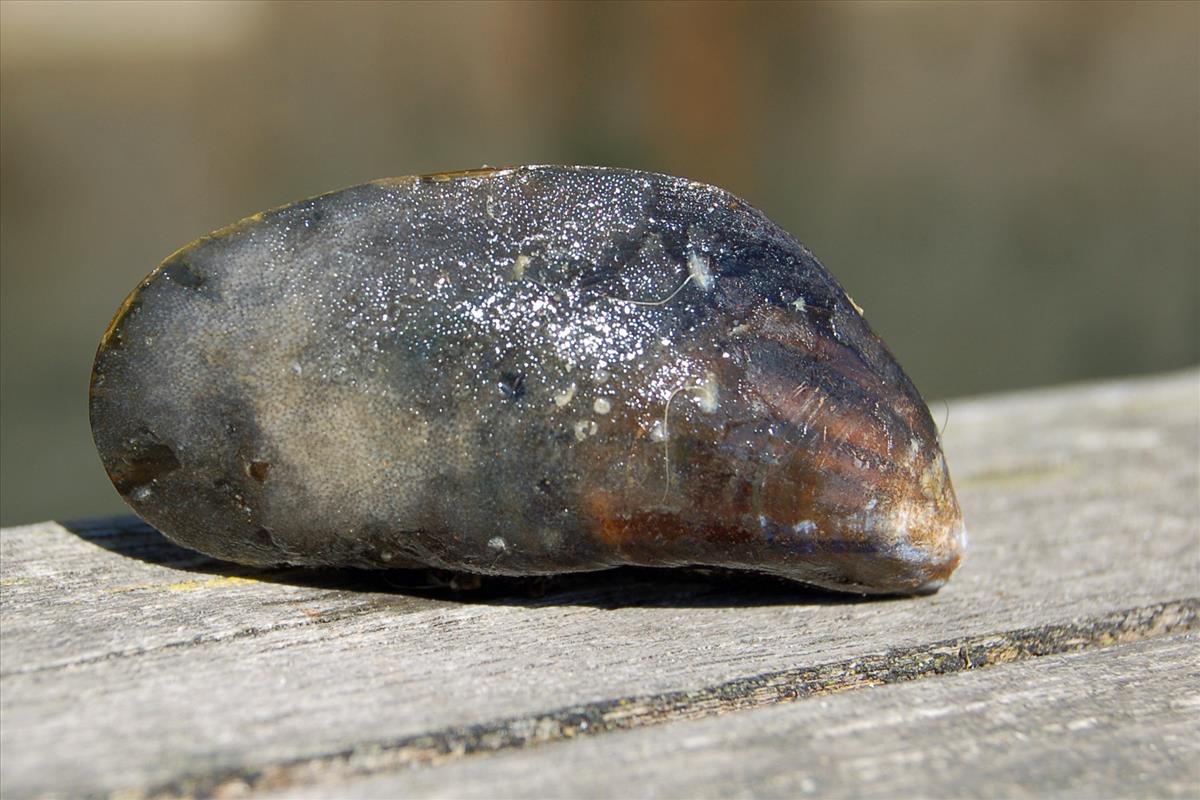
[271,633,1200,800]
[1,369,1197,798]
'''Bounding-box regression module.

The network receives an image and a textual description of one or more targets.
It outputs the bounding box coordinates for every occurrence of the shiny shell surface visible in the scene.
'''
[90,166,965,594]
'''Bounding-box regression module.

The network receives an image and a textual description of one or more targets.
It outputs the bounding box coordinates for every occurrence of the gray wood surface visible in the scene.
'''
[272,633,1200,800]
[2,369,1198,799]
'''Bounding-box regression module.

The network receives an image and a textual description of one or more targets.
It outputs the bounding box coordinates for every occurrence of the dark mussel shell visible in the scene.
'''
[90,166,965,594]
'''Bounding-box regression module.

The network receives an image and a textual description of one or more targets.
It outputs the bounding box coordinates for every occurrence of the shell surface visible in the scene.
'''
[90,166,965,594]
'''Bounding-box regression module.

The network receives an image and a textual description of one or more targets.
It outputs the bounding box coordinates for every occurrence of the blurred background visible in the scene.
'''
[1,0,1197,525]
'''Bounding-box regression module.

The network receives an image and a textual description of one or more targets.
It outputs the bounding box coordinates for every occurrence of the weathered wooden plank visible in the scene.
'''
[1,370,1197,798]
[278,634,1200,800]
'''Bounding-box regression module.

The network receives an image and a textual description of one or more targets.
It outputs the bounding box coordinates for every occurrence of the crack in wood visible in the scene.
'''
[130,597,1197,800]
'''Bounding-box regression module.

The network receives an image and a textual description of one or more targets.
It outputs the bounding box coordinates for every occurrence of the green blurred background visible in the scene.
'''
[1,1,1197,526]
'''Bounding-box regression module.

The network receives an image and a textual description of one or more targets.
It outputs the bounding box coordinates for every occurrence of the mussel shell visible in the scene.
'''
[90,166,965,594]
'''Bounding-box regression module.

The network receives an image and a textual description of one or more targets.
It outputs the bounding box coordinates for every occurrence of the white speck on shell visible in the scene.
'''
[554,382,577,408]
[687,251,713,290]
[512,254,530,280]
[573,419,598,440]
[691,371,719,413]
